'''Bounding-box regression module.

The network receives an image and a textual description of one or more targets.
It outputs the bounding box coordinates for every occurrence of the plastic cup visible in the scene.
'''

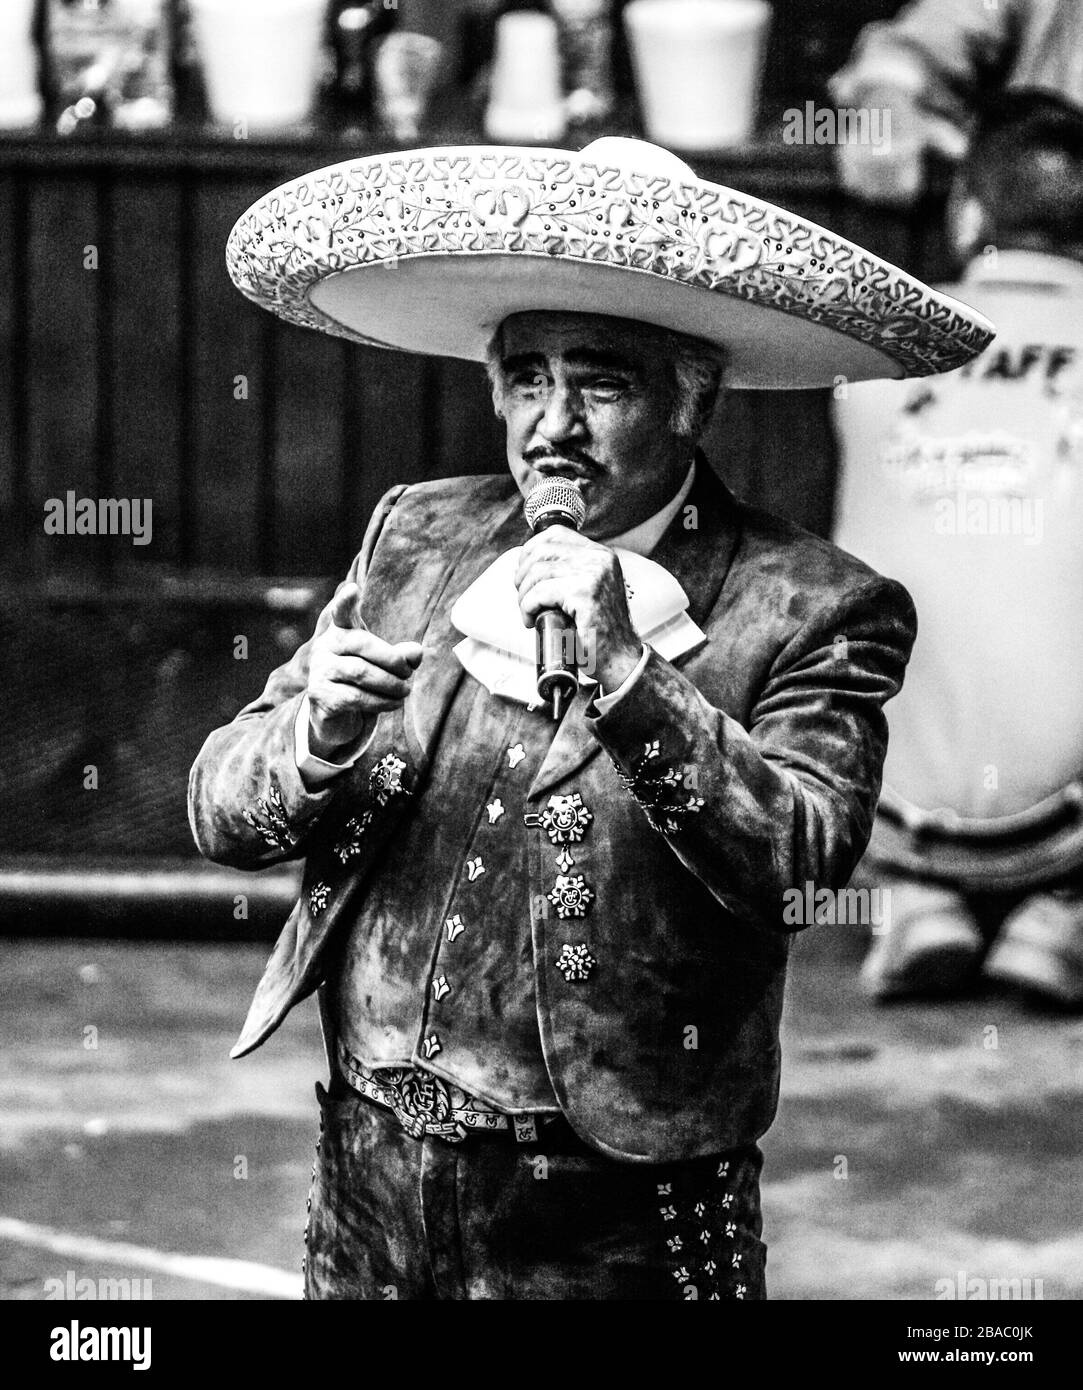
[189,0,329,130]
[0,0,42,128]
[485,11,566,144]
[623,0,771,150]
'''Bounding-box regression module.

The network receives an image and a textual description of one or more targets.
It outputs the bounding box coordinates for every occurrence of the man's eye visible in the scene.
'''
[509,372,549,393]
[585,379,628,397]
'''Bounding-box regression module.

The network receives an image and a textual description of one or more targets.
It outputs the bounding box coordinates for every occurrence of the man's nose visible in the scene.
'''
[537,384,585,442]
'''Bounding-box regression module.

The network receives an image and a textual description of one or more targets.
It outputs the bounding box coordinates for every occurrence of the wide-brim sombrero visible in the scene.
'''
[226,136,994,389]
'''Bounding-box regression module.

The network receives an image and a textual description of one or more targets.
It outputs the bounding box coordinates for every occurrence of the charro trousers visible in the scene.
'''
[303,1080,767,1301]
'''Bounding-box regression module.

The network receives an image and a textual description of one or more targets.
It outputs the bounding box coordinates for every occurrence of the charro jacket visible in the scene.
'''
[188,464,916,1162]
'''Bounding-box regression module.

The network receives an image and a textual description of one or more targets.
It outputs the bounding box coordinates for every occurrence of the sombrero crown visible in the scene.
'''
[227,136,994,389]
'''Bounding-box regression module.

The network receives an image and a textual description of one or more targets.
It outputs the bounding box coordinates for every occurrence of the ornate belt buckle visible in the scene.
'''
[398,1070,451,1126]
[393,1070,468,1140]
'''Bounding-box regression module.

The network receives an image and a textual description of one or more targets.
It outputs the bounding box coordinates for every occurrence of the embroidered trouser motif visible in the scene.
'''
[303,1082,766,1300]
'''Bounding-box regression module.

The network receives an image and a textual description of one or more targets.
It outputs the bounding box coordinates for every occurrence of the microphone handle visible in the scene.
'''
[535,609,578,720]
[530,509,582,720]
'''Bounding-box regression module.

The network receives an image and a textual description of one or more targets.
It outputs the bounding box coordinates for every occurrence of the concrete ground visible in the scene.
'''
[1,924,1080,1301]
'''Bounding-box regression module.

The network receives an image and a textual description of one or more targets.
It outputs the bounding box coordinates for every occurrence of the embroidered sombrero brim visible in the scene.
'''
[226,136,994,389]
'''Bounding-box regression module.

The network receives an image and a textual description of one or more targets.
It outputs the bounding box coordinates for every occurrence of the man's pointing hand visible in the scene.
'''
[306,582,423,761]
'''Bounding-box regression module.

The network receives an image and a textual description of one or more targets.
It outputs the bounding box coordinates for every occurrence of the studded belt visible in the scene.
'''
[336,1043,553,1145]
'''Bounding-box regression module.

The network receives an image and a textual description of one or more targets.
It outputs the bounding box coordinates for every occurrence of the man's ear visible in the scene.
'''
[694,383,725,442]
[486,323,507,420]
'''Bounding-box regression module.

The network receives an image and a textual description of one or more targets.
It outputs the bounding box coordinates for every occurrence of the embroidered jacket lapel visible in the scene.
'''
[649,458,743,632]
[233,481,528,1058]
[404,488,528,763]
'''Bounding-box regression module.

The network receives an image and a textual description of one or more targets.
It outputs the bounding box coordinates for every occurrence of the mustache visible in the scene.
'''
[523,447,601,476]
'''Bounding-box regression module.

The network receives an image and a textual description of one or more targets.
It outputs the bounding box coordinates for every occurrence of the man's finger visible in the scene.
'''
[330,583,367,631]
[311,692,402,724]
[515,547,564,588]
[514,559,564,596]
[320,657,413,701]
[349,632,424,678]
[325,623,423,676]
[514,532,602,586]
[518,578,573,626]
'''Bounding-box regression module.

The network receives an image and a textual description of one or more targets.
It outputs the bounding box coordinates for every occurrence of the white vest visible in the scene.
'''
[834,250,1083,820]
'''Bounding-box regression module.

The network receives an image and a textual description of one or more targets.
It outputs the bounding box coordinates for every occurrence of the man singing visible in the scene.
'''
[189,137,992,1299]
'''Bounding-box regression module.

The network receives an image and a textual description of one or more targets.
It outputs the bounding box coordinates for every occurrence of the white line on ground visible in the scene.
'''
[0,1217,301,1299]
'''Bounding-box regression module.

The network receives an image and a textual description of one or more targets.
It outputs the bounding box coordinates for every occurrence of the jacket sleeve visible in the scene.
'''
[187,485,407,869]
[829,0,1018,123]
[586,575,917,930]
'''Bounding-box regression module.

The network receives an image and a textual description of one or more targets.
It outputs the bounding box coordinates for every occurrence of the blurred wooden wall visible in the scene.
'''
[0,142,949,588]
[0,0,931,585]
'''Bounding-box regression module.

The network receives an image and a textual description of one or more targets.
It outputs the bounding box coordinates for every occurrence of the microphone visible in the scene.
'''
[524,477,588,721]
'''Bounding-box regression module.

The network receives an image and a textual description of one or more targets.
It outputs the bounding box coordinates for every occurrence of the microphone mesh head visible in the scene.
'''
[524,477,587,532]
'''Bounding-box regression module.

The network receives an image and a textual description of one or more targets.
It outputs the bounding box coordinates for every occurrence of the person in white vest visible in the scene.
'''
[834,92,1083,1005]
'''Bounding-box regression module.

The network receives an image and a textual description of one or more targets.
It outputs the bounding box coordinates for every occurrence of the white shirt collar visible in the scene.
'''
[599,462,696,557]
